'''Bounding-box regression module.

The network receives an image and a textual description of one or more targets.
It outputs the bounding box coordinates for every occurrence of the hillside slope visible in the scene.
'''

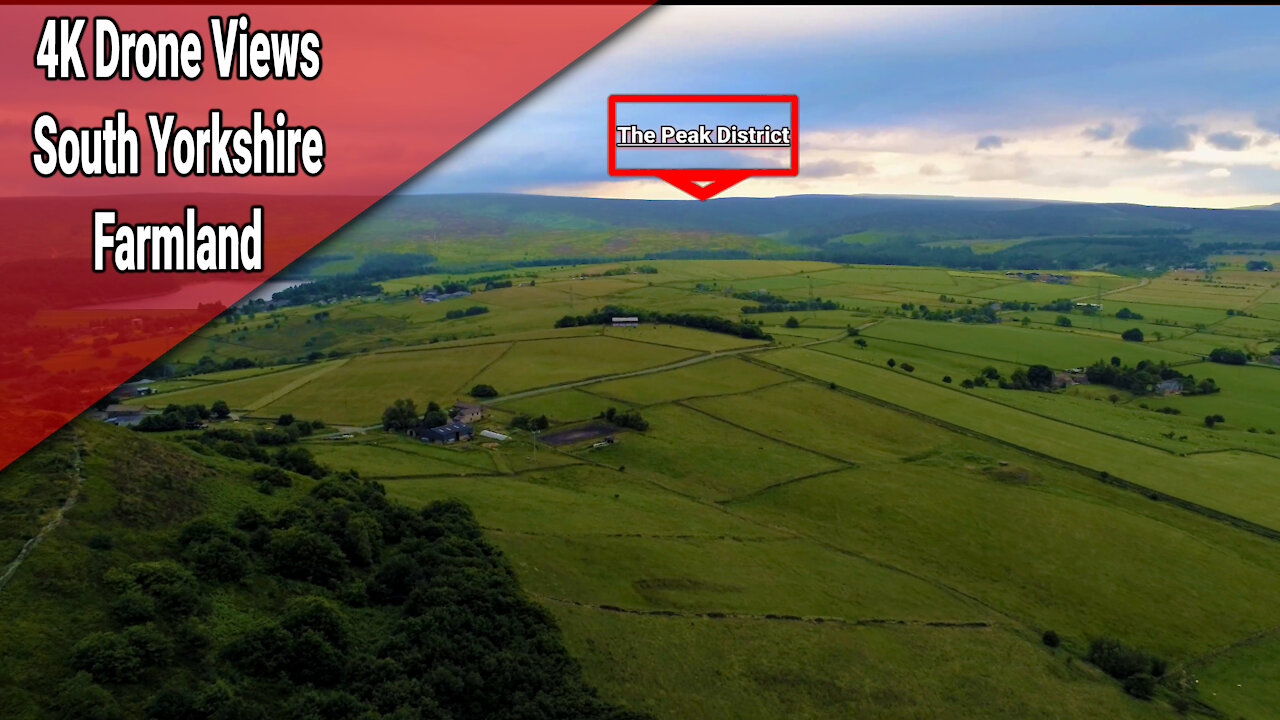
[0,420,645,720]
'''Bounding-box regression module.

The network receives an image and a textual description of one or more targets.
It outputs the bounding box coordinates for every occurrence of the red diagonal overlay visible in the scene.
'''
[0,5,648,470]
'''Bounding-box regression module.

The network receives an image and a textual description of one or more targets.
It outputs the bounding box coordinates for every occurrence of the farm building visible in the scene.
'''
[414,422,474,444]
[115,379,156,399]
[421,289,472,303]
[452,402,485,423]
[612,316,639,327]
[1156,379,1184,396]
[1054,371,1090,388]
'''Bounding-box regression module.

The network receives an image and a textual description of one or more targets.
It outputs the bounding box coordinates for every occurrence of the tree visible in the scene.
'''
[982,366,1000,380]
[128,561,203,617]
[887,358,896,368]
[469,384,498,398]
[421,409,449,428]
[1209,347,1248,365]
[942,376,952,384]
[382,399,418,431]
[854,338,867,348]
[1026,364,1054,390]
[276,413,295,426]
[1042,630,1060,648]
[784,316,800,328]
[51,673,122,720]
[71,632,141,683]
[1111,356,1122,367]
[1055,315,1072,327]
[899,362,915,373]
[269,528,348,587]
[1122,328,1145,342]
[1204,413,1225,428]
[211,400,231,419]
[183,536,250,583]
[146,687,198,720]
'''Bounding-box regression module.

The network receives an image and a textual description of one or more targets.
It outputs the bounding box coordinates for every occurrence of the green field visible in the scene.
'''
[17,255,1280,719]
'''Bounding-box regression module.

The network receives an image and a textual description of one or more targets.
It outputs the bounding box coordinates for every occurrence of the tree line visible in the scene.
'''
[554,305,771,341]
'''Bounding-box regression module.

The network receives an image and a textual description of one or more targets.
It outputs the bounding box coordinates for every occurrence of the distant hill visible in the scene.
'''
[301,193,1280,275]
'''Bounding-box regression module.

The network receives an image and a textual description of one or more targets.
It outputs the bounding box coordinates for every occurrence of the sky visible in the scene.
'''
[403,5,1280,209]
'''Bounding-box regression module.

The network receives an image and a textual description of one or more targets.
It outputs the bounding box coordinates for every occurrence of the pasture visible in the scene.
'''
[109,256,1280,719]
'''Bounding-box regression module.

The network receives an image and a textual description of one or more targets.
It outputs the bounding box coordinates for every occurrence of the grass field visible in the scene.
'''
[470,336,697,395]
[862,319,1197,366]
[758,347,1280,529]
[587,357,790,405]
[51,256,1280,719]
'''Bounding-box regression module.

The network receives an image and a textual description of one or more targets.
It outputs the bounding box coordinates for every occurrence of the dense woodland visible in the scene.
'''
[43,432,647,720]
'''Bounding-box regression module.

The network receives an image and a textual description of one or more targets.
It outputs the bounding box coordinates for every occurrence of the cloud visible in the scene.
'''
[802,158,876,178]
[1125,121,1196,151]
[1082,123,1115,141]
[1206,131,1251,151]
[1209,167,1232,178]
[918,163,942,176]
[975,135,1005,150]
[1257,114,1280,134]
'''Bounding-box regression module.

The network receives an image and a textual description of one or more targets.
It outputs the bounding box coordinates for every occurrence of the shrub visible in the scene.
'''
[87,533,114,550]
[1123,673,1157,700]
[51,673,122,720]
[1088,637,1149,680]
[233,505,267,531]
[1151,656,1168,677]
[1122,328,1145,342]
[785,316,800,328]
[183,536,251,583]
[128,561,203,618]
[251,466,292,488]
[71,632,141,683]
[110,591,157,625]
[145,686,197,720]
[1042,629,1060,648]
[469,384,499,398]
[942,376,952,384]
[122,623,174,667]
